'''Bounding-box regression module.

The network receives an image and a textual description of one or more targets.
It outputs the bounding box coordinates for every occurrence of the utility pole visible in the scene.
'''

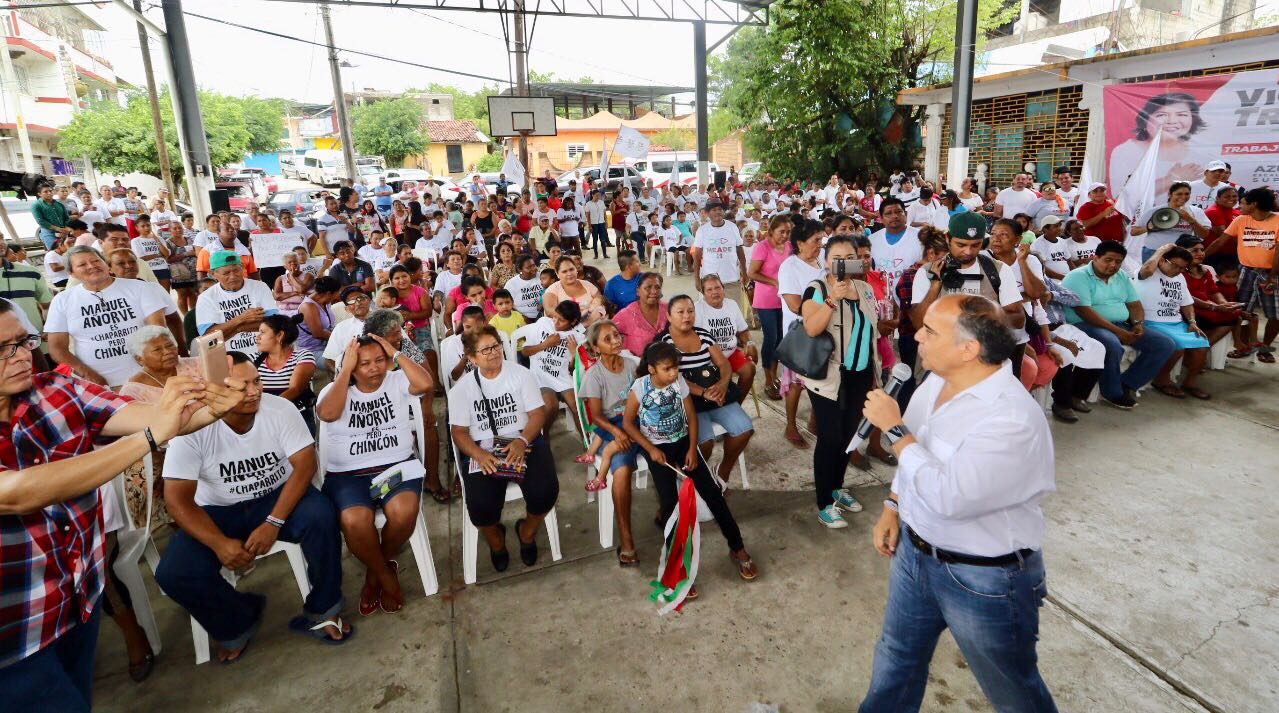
[947,0,978,186]
[321,3,357,185]
[513,0,529,191]
[134,0,176,210]
[0,18,35,173]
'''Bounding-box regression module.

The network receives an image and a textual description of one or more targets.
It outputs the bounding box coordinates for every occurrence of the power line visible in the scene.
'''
[176,8,514,85]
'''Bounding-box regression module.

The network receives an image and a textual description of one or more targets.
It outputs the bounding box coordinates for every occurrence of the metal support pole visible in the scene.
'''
[693,21,709,188]
[135,0,177,210]
[946,0,978,186]
[513,0,529,190]
[160,0,212,221]
[321,3,357,184]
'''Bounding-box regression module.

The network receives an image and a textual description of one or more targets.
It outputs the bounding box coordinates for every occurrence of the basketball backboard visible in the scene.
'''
[487,96,557,137]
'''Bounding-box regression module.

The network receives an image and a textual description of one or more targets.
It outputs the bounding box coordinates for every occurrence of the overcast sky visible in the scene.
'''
[89,0,1279,106]
[91,0,720,103]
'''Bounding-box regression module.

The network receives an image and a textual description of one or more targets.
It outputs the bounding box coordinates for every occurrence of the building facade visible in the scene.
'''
[0,2,120,178]
[901,26,1279,189]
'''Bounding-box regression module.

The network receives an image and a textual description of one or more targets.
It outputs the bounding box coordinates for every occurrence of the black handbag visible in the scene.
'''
[684,361,741,412]
[775,280,839,379]
[472,370,527,482]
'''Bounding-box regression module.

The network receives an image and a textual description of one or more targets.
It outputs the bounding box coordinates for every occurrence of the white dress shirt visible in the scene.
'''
[892,363,1055,557]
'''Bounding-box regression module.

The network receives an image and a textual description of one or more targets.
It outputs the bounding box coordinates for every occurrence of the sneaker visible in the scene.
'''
[817,504,848,529]
[1071,398,1093,413]
[1051,405,1078,423]
[832,488,863,513]
[1102,393,1137,410]
[1124,387,1141,402]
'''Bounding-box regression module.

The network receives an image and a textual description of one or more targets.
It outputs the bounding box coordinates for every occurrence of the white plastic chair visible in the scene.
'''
[190,541,311,665]
[709,421,752,490]
[314,385,439,599]
[110,456,164,655]
[450,440,562,585]
[571,380,651,549]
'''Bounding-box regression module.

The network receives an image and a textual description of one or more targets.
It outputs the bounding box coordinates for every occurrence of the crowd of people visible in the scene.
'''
[2,156,1275,712]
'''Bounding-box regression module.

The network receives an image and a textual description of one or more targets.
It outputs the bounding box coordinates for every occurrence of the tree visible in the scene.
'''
[350,97,429,166]
[60,89,275,181]
[474,152,503,172]
[710,0,1016,178]
[651,128,693,151]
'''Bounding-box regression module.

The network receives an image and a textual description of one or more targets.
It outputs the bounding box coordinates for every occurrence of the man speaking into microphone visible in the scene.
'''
[856,293,1058,713]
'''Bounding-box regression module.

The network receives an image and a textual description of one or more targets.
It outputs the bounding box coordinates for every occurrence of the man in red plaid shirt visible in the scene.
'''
[0,301,245,711]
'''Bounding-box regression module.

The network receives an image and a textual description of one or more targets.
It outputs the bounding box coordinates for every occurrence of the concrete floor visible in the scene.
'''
[89,256,1277,712]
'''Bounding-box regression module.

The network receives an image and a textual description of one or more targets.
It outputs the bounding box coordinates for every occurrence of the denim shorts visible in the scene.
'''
[695,402,754,444]
[594,414,639,472]
[322,471,422,511]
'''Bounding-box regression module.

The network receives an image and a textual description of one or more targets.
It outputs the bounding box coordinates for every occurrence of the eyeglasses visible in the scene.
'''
[475,343,503,356]
[0,334,41,359]
[344,295,370,306]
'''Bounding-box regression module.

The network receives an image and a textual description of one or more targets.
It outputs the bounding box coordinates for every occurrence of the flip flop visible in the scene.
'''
[1183,386,1212,400]
[288,615,354,646]
[731,554,759,581]
[218,595,265,665]
[1153,383,1186,399]
[1260,352,1276,364]
[358,582,380,616]
[424,485,451,504]
[616,548,639,567]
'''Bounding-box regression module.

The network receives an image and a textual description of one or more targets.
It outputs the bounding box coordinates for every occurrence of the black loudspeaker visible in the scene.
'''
[714,170,727,189]
[208,189,231,214]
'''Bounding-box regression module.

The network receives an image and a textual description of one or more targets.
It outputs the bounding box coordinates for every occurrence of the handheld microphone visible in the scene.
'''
[846,362,913,454]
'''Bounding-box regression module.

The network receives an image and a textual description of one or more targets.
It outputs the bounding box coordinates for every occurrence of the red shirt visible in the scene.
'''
[0,373,132,666]
[1075,200,1126,243]
[1204,204,1241,257]
[1184,267,1241,325]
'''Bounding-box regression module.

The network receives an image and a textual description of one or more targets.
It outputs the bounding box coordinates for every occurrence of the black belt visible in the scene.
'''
[906,526,1033,567]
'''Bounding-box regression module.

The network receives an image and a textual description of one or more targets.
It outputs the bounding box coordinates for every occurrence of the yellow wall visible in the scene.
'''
[520,130,630,177]
[313,137,340,150]
[402,142,490,178]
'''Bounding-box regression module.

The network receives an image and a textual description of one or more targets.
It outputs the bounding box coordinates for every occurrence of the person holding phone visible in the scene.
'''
[315,333,432,616]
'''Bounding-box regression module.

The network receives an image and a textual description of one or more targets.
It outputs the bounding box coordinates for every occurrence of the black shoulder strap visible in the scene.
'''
[976,254,1002,293]
[472,369,500,437]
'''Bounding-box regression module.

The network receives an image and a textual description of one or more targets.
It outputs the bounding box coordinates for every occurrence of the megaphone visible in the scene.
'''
[1149,206,1181,231]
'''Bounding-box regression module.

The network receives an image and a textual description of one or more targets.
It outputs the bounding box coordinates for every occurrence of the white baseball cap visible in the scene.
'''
[1205,160,1227,172]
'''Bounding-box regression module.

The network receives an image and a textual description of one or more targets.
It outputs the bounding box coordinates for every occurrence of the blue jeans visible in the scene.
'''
[589,223,610,255]
[695,401,753,444]
[1073,320,1176,399]
[756,307,782,369]
[37,227,57,250]
[860,528,1056,713]
[0,608,101,712]
[630,230,648,261]
[155,486,343,647]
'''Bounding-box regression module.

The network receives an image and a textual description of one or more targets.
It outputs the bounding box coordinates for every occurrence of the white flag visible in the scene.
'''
[1115,128,1160,273]
[1074,159,1093,213]
[667,156,680,191]
[613,126,651,159]
[500,149,525,190]
[598,138,610,190]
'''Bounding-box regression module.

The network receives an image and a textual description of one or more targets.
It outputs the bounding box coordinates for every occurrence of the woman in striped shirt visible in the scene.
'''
[256,313,318,432]
[658,294,755,496]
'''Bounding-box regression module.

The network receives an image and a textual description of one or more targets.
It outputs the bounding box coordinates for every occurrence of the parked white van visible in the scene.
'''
[625,152,719,188]
[303,149,344,187]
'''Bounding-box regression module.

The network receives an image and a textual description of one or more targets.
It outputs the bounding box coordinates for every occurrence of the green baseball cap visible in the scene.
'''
[208,250,242,270]
[948,211,987,240]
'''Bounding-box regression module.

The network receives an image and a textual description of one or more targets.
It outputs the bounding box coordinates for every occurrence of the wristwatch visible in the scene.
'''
[885,423,911,446]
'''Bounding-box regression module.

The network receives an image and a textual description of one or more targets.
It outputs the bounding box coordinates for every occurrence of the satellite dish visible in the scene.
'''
[1149,206,1181,231]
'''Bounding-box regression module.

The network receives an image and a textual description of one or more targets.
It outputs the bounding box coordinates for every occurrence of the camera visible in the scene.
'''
[931,255,968,291]
[832,258,866,281]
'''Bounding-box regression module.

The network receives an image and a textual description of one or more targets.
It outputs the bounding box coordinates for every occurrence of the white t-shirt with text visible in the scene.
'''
[195,280,279,357]
[44,279,167,385]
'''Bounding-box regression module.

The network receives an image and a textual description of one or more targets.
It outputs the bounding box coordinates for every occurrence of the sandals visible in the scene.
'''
[584,478,607,492]
[287,615,354,646]
[358,582,380,616]
[1260,351,1276,364]
[424,485,452,504]
[575,454,596,465]
[731,552,759,581]
[869,450,898,466]
[128,653,155,682]
[764,381,782,401]
[1153,382,1186,399]
[1183,386,1212,400]
[1227,348,1254,359]
[616,548,639,567]
[218,594,265,664]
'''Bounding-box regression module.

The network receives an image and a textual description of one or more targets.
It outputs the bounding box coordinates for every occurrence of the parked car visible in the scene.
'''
[382,170,464,203]
[280,154,304,180]
[267,189,324,219]
[215,181,255,212]
[232,167,278,194]
[303,149,344,186]
[556,166,644,199]
[473,172,522,198]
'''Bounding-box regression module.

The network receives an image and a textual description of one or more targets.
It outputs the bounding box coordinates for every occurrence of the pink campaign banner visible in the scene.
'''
[1103,67,1279,196]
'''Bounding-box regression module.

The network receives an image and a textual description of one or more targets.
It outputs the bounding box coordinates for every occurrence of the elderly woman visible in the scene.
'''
[612,272,667,356]
[317,332,433,615]
[659,294,755,488]
[273,251,314,316]
[448,326,559,572]
[579,320,643,565]
[46,246,167,386]
[542,256,606,324]
[799,235,883,528]
[256,314,318,431]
